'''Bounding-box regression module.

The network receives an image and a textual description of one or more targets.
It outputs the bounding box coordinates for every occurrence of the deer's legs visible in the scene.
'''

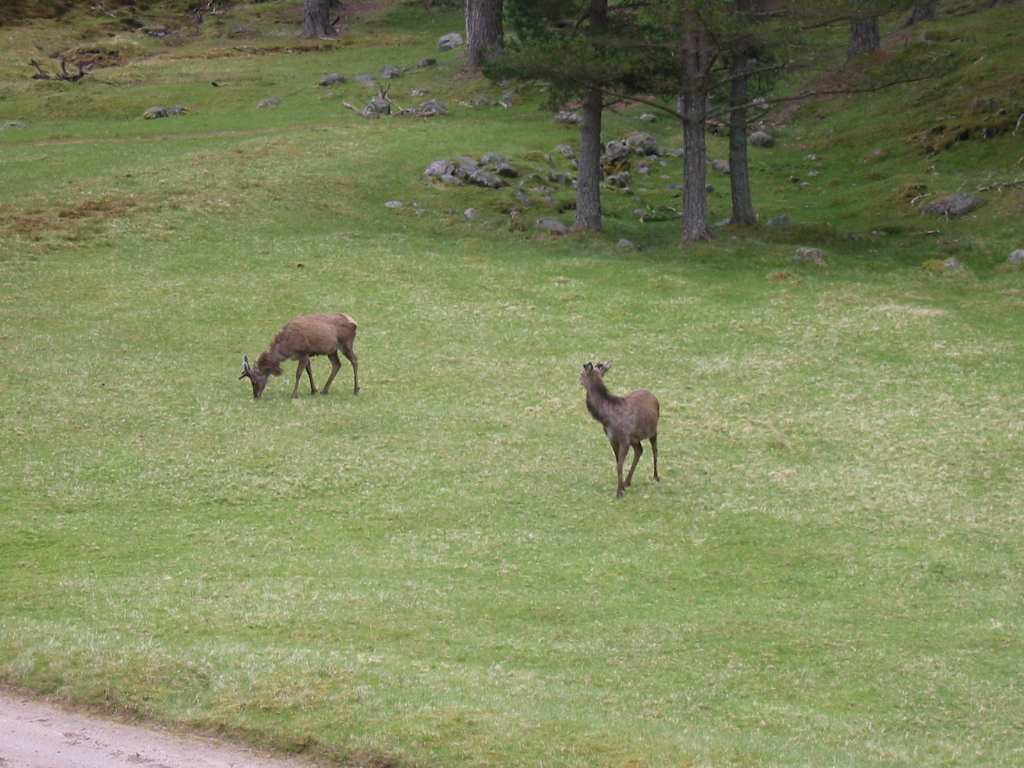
[293,357,315,398]
[342,342,360,394]
[615,441,631,498]
[624,441,645,488]
[650,435,660,482]
[322,352,342,395]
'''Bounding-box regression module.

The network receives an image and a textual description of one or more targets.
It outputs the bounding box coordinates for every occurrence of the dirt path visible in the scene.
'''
[0,691,321,768]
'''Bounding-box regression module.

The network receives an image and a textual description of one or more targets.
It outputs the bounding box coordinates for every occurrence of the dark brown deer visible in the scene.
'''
[240,313,359,399]
[580,361,660,498]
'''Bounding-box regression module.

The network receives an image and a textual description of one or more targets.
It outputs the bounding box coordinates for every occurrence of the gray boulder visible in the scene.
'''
[468,169,508,189]
[794,247,826,263]
[750,131,775,148]
[320,73,347,86]
[604,140,630,161]
[424,160,455,178]
[258,97,282,109]
[365,97,390,116]
[380,65,403,79]
[534,218,569,233]
[921,193,983,218]
[554,110,580,125]
[438,32,464,52]
[711,159,731,175]
[624,132,659,155]
[143,106,169,119]
[1007,249,1024,265]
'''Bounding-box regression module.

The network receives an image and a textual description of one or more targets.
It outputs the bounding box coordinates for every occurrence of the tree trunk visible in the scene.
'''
[301,0,337,39]
[679,18,712,242]
[904,2,936,26]
[727,62,756,225]
[847,16,880,59]
[575,85,604,231]
[728,0,760,225]
[464,0,504,72]
[573,0,607,231]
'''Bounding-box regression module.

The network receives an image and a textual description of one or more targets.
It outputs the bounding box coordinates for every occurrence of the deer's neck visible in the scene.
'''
[585,379,624,424]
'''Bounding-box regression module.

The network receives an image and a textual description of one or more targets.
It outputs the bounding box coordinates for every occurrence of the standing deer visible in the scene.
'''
[240,313,359,399]
[580,360,660,498]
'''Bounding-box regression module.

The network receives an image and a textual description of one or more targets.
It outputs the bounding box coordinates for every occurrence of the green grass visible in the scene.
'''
[2,2,1024,767]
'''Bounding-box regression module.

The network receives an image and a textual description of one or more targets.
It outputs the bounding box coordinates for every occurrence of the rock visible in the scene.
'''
[438,32,464,52]
[794,247,826,263]
[1009,249,1024,265]
[515,190,534,207]
[604,140,630,161]
[555,144,576,159]
[639,113,657,123]
[495,163,519,178]
[385,201,404,209]
[534,218,569,233]
[423,160,455,178]
[750,130,775,148]
[464,208,479,220]
[320,73,346,86]
[439,173,464,186]
[921,193,983,218]
[258,97,282,108]
[969,97,1000,114]
[481,152,506,165]
[1,120,26,129]
[417,99,447,115]
[554,110,580,125]
[380,65,402,79]
[606,171,632,188]
[472,96,490,107]
[548,171,572,185]
[768,214,792,227]
[143,106,169,119]
[168,105,190,116]
[365,97,390,116]
[624,132,659,155]
[354,74,376,83]
[468,169,508,189]
[711,159,731,175]
[418,58,437,68]
[617,238,638,248]
[944,258,964,270]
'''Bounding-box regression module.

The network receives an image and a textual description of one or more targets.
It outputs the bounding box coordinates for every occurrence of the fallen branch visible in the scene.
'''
[976,179,1024,193]
[29,59,89,82]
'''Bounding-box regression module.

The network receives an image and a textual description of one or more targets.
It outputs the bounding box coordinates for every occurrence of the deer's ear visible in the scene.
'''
[601,360,613,373]
[243,355,251,371]
[583,362,593,373]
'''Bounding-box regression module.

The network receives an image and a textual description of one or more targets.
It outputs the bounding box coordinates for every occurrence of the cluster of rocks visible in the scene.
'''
[1,120,26,130]
[142,105,192,119]
[423,153,519,189]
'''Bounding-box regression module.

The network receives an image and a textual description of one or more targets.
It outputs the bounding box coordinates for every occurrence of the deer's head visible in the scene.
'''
[580,360,613,387]
[239,354,271,399]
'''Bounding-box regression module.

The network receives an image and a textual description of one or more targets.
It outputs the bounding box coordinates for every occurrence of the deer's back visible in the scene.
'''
[618,389,660,441]
[274,313,357,357]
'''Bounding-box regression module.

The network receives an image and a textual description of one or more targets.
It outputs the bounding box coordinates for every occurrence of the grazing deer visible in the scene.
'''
[240,313,359,399]
[580,361,660,498]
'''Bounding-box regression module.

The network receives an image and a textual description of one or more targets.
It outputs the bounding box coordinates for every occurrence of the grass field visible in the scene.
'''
[2,2,1024,766]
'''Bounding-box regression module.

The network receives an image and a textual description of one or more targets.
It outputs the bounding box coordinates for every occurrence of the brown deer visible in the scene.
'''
[240,313,359,399]
[580,361,660,498]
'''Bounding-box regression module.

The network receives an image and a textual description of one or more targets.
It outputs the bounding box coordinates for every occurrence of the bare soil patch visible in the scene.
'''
[0,690,322,768]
